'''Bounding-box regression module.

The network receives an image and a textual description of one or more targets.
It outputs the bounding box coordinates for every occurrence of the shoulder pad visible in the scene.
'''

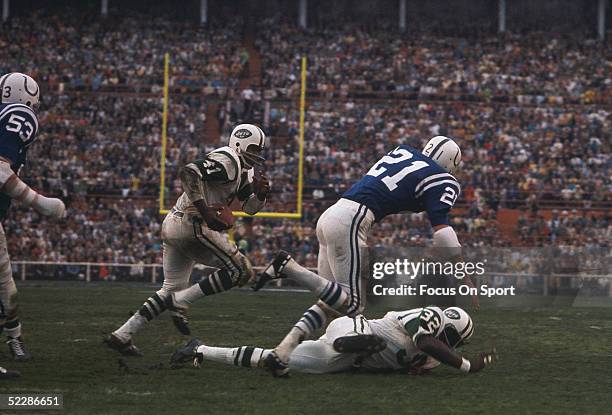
[206,147,241,181]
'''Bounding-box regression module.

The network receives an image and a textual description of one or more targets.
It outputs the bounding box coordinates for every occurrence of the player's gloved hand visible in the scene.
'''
[252,171,270,201]
[201,203,234,232]
[36,196,65,219]
[469,349,497,373]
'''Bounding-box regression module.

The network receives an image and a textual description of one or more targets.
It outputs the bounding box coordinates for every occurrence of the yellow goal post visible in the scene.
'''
[158,53,306,219]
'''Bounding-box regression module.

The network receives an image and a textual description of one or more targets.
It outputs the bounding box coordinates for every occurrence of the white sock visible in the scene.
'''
[198,345,269,368]
[113,313,148,342]
[4,323,21,339]
[174,283,205,305]
[284,259,331,296]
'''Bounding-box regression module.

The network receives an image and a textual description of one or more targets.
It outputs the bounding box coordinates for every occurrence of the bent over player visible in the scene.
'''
[255,136,476,376]
[0,72,66,361]
[107,124,270,356]
[172,306,495,376]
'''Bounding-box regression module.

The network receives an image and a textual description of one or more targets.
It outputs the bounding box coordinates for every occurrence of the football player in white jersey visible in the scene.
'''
[106,124,270,356]
[171,306,496,375]
[0,73,66,361]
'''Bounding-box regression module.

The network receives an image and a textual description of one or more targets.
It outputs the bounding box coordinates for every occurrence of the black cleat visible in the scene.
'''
[7,337,31,361]
[0,366,20,379]
[170,309,191,336]
[170,339,203,367]
[252,251,292,291]
[104,333,143,357]
[263,350,290,378]
[333,335,387,355]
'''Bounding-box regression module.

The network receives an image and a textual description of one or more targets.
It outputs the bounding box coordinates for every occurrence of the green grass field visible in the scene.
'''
[1,283,611,414]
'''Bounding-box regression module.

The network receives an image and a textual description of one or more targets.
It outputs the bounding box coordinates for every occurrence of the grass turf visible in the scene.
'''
[1,283,611,414]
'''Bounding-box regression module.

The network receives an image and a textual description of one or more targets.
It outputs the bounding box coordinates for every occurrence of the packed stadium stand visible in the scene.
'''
[0,0,609,269]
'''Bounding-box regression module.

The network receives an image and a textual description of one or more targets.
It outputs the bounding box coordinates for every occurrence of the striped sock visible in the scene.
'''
[174,270,234,305]
[319,281,349,311]
[276,304,328,362]
[137,293,167,321]
[198,345,269,368]
[294,304,328,336]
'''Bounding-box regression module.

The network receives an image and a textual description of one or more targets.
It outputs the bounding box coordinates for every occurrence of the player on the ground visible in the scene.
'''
[106,124,270,356]
[0,72,66,361]
[171,306,496,376]
[254,136,476,376]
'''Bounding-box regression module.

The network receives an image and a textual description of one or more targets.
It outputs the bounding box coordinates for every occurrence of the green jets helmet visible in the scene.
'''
[441,307,473,348]
[228,124,266,168]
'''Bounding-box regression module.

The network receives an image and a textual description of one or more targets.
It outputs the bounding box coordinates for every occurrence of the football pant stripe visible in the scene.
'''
[348,205,367,315]
[347,204,364,313]
[193,220,241,279]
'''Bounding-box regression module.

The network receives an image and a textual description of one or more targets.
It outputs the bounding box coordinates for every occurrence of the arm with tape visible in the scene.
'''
[0,159,64,218]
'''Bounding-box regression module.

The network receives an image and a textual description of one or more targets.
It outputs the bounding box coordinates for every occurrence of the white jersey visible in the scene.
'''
[173,146,256,216]
[362,307,446,371]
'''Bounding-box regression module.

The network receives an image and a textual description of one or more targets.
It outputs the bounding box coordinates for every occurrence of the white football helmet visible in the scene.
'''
[0,72,40,110]
[422,135,461,173]
[228,124,266,168]
[440,307,473,348]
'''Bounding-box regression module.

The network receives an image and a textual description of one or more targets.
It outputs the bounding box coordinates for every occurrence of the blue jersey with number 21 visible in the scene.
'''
[343,145,460,226]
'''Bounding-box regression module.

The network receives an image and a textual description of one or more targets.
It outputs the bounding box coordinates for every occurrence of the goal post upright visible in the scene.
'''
[159,55,307,219]
[159,52,170,214]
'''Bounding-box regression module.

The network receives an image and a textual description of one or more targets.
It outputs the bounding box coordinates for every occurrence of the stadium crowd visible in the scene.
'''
[0,10,608,272]
[256,22,611,105]
[0,12,248,94]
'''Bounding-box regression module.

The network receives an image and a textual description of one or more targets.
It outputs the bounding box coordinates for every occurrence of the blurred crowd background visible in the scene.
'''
[0,0,609,272]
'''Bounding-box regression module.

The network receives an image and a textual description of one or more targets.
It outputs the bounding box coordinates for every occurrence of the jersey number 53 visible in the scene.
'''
[5,114,35,142]
[366,147,428,191]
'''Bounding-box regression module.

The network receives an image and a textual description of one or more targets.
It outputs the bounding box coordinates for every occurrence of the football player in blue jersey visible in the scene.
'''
[254,136,476,376]
[0,73,66,361]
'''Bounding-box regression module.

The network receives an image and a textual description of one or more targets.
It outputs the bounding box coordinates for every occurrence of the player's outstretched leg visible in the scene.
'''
[105,292,172,356]
[255,252,350,313]
[171,339,270,370]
